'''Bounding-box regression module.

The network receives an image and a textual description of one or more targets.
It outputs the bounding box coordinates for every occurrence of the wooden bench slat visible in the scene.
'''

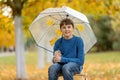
[59,73,87,80]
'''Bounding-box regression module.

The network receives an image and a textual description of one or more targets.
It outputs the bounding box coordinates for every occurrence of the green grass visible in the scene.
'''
[0,52,38,65]
[0,51,120,80]
[0,55,16,65]
[85,51,120,63]
[25,52,38,65]
[0,51,120,65]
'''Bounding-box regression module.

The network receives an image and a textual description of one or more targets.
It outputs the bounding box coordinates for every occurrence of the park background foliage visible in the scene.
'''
[0,0,120,51]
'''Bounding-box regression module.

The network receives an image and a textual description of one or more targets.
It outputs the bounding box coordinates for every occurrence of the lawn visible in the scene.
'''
[84,51,120,80]
[0,51,120,80]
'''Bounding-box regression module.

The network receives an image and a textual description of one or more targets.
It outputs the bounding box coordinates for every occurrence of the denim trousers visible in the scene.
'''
[48,62,82,80]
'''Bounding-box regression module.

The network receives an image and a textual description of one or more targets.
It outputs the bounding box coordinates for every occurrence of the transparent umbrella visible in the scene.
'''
[29,6,97,54]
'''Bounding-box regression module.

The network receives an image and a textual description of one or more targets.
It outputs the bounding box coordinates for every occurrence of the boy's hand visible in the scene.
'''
[54,50,61,56]
[53,50,61,62]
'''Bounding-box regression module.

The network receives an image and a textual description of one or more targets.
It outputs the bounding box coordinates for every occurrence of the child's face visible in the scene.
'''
[60,24,74,39]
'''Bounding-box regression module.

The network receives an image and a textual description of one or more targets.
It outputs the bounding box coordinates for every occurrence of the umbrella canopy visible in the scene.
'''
[29,6,97,54]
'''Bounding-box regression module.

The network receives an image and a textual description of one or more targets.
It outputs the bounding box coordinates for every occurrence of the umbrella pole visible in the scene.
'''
[36,44,53,53]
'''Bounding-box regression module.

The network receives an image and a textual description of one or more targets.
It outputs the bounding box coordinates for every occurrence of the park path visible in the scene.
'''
[0,52,15,57]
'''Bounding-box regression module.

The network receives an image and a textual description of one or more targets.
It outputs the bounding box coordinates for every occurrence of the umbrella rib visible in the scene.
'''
[49,15,61,21]
[37,22,57,43]
[36,44,53,53]
[37,21,59,53]
[76,27,82,36]
[70,16,86,24]
[58,12,64,20]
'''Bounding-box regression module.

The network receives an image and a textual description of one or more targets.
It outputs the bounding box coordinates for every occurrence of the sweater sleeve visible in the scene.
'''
[52,38,61,63]
[60,37,84,66]
[53,39,60,52]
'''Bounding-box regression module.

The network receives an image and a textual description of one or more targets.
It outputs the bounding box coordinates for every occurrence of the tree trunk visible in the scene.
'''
[38,47,45,69]
[14,15,27,80]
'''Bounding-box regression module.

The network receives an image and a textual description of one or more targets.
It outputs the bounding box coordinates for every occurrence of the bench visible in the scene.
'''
[58,73,87,80]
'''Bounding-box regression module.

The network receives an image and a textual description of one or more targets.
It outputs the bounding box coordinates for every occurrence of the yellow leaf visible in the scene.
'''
[46,19,54,26]
[77,24,84,32]
[49,37,57,46]
[55,29,62,36]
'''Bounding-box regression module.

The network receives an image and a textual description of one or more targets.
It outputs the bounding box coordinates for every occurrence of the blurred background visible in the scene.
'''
[0,0,120,80]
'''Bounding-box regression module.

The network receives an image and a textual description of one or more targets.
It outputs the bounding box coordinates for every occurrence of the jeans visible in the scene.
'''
[48,62,83,80]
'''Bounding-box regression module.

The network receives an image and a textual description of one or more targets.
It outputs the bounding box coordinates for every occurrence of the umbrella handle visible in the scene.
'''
[36,44,53,53]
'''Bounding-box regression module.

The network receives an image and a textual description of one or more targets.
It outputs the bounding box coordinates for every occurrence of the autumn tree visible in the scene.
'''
[0,0,28,80]
[111,13,120,50]
[0,11,15,49]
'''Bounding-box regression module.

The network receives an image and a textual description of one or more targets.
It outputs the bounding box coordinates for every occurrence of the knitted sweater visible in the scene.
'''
[54,35,84,66]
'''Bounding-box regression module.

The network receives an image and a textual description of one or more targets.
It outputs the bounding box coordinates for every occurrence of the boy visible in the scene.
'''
[48,18,84,80]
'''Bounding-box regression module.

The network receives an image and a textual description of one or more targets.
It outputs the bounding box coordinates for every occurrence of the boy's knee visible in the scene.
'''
[48,64,61,74]
[62,65,71,74]
[48,65,55,72]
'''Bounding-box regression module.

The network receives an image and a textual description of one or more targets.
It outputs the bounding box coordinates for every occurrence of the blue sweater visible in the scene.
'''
[54,35,84,66]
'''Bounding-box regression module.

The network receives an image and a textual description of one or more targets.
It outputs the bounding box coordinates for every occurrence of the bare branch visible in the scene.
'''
[6,0,15,9]
[22,0,28,5]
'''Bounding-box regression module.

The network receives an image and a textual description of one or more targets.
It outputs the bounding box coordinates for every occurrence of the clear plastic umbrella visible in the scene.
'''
[29,6,97,54]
